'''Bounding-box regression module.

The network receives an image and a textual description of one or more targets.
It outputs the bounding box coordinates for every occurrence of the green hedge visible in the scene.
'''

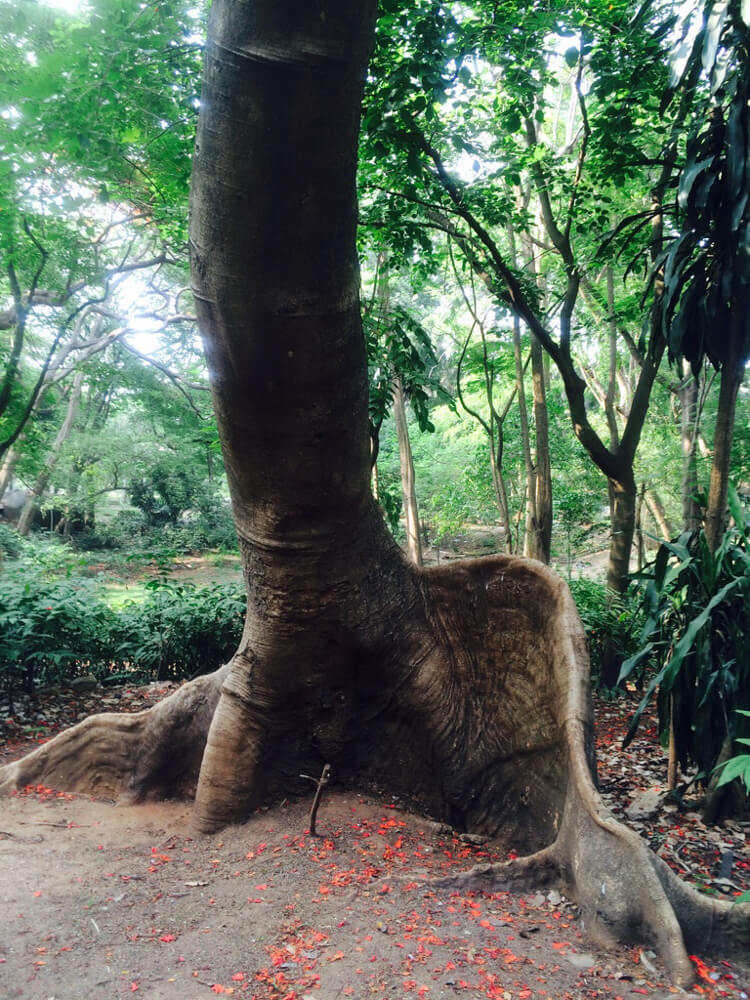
[0,571,245,710]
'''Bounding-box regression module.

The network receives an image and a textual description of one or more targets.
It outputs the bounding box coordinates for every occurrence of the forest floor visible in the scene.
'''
[0,686,748,1000]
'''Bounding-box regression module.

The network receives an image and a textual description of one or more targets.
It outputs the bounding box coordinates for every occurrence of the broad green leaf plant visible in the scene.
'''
[620,486,750,795]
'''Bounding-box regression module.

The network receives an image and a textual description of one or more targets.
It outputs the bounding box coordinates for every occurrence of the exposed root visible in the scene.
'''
[428,712,750,990]
[0,666,227,803]
[429,845,559,894]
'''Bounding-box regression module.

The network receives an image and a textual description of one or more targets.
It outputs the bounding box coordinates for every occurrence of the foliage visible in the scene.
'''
[114,579,244,682]
[0,550,245,705]
[620,487,750,786]
[374,473,403,536]
[0,570,117,708]
[653,0,750,373]
[568,578,644,685]
[0,521,25,559]
[715,709,750,794]
[129,456,196,526]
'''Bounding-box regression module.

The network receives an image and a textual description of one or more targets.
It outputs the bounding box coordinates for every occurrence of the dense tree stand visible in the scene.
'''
[1,0,747,988]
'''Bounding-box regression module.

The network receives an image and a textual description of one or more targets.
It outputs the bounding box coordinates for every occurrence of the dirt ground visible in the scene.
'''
[1,692,749,1000]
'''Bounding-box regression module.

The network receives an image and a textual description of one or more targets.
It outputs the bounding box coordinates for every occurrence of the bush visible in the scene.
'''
[619,487,750,790]
[0,567,246,707]
[568,578,644,687]
[0,523,25,560]
[72,510,148,552]
[0,571,117,711]
[114,579,245,681]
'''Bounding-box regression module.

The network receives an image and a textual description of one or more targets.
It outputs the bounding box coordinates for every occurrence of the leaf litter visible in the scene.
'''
[0,684,748,999]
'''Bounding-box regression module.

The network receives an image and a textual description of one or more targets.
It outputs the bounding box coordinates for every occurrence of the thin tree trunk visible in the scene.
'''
[0,443,19,501]
[635,482,646,574]
[17,372,84,536]
[513,313,537,557]
[705,312,746,552]
[605,266,621,450]
[530,333,552,562]
[371,460,380,502]
[505,218,552,563]
[393,376,423,566]
[667,696,678,792]
[606,471,637,595]
[645,489,673,542]
[680,364,702,533]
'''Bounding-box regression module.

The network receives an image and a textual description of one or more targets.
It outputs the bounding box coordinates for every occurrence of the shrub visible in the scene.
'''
[619,487,750,790]
[0,523,26,560]
[568,578,644,686]
[114,579,245,681]
[0,571,117,711]
[0,567,246,707]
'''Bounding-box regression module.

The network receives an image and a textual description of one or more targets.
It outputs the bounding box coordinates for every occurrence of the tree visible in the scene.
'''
[358,0,692,594]
[1,2,748,986]
[0,0,201,464]
[16,370,84,536]
[652,0,749,553]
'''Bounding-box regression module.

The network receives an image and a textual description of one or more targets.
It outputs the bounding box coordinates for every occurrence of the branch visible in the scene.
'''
[366,183,467,219]
[120,339,210,418]
[523,117,573,268]
[22,219,50,303]
[414,130,621,482]
[0,265,27,420]
[563,60,592,244]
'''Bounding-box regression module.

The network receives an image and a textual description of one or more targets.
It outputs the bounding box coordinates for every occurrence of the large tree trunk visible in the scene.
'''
[1,1,748,986]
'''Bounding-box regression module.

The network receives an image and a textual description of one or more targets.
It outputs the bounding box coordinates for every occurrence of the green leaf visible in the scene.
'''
[715,754,750,788]
[618,643,654,685]
[661,579,741,691]
[677,155,714,210]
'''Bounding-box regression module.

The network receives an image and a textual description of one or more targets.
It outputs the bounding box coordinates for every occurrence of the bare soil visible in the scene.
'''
[1,690,749,1000]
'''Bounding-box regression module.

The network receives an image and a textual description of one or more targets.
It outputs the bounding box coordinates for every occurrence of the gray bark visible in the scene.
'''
[393,376,423,566]
[17,371,84,536]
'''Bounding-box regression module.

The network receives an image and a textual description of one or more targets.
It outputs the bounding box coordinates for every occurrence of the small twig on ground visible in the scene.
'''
[300,763,331,837]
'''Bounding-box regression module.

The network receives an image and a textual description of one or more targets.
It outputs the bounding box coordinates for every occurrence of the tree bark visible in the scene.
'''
[530,333,552,562]
[0,443,19,501]
[17,371,84,536]
[705,310,746,552]
[645,489,673,542]
[606,469,636,596]
[1,1,748,985]
[393,376,423,565]
[679,364,702,533]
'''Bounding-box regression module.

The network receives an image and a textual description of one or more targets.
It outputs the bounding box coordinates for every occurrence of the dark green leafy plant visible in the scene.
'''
[0,571,116,712]
[568,578,644,687]
[114,580,245,682]
[0,565,245,707]
[715,709,750,793]
[0,523,25,560]
[619,487,750,791]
